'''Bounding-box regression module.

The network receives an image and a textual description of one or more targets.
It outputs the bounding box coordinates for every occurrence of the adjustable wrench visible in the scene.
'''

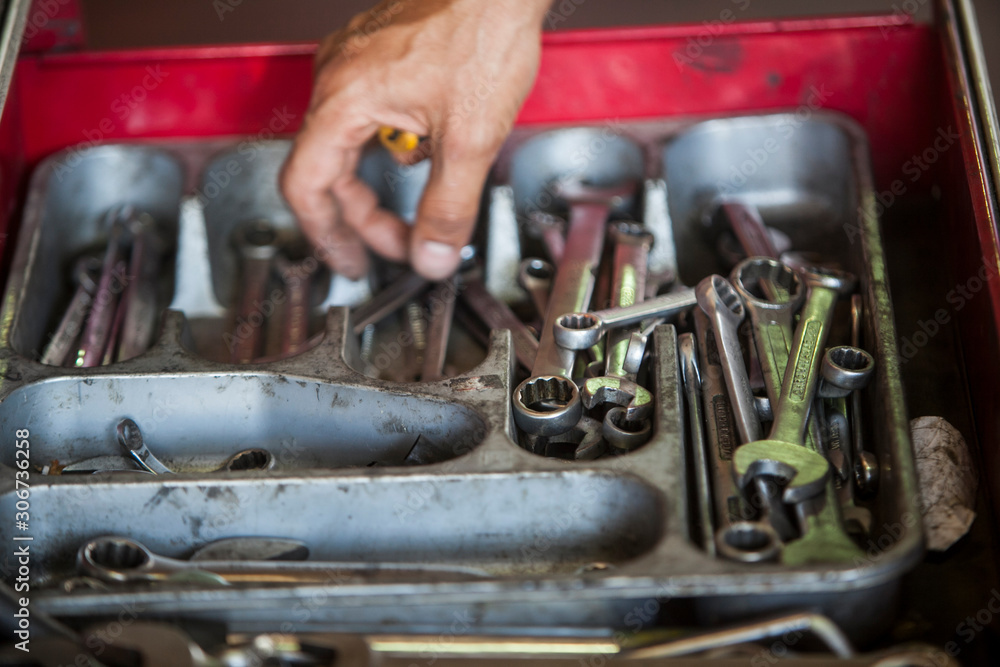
[512,180,636,437]
[691,310,782,562]
[581,222,655,452]
[276,256,320,356]
[732,266,856,504]
[41,256,101,366]
[695,275,761,444]
[231,220,280,363]
[731,258,861,563]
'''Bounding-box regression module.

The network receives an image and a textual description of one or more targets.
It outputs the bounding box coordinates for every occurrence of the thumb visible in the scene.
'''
[410,136,497,280]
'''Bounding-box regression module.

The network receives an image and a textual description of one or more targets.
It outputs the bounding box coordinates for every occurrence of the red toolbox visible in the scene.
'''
[1,0,999,662]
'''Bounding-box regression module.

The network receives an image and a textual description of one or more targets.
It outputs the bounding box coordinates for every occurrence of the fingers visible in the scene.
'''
[409,137,497,280]
[282,109,408,279]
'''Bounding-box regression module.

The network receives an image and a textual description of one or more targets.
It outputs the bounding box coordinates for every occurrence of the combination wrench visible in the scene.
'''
[581,222,655,452]
[732,258,861,562]
[78,536,490,585]
[276,255,320,356]
[518,257,554,320]
[552,288,697,350]
[512,180,636,437]
[231,220,280,363]
[691,310,782,562]
[117,212,164,362]
[40,256,101,366]
[77,210,129,367]
[732,266,856,504]
[695,275,761,445]
[421,282,456,381]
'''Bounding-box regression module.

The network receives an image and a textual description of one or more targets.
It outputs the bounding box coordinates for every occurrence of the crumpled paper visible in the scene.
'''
[911,416,977,551]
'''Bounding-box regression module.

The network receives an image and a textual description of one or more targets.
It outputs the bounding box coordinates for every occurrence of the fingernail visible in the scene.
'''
[416,240,459,280]
[422,240,455,258]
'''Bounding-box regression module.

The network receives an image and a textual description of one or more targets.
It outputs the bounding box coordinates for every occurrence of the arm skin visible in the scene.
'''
[281,0,552,280]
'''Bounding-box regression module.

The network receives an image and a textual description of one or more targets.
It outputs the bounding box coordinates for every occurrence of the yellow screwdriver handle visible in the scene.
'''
[378,126,423,153]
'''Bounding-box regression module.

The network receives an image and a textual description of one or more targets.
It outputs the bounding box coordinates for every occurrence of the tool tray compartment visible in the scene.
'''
[0,3,996,646]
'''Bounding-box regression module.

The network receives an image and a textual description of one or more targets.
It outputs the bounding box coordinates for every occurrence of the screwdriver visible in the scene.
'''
[378,126,426,153]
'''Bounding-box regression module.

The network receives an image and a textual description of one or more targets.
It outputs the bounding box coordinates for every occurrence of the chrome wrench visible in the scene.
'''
[552,288,697,350]
[512,180,636,437]
[77,209,129,367]
[732,258,861,563]
[231,220,280,363]
[78,536,489,584]
[518,257,554,320]
[695,275,761,445]
[732,266,856,504]
[582,221,655,452]
[116,418,172,474]
[692,310,782,562]
[41,256,101,366]
[276,255,320,356]
[421,279,459,381]
[117,212,164,362]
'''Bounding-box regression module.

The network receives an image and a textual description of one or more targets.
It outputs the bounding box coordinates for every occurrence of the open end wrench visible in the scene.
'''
[518,257,554,320]
[512,180,636,438]
[691,310,782,562]
[733,266,856,504]
[77,209,129,367]
[78,536,490,584]
[695,275,761,445]
[231,220,280,363]
[116,418,172,474]
[41,256,101,366]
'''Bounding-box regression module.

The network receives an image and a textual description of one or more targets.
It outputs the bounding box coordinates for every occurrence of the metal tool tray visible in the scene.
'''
[0,109,919,643]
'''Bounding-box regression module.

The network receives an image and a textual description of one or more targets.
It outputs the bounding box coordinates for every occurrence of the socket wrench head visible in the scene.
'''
[513,375,583,437]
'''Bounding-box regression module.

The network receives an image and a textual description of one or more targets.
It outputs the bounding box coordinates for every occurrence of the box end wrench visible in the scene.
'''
[733,266,856,504]
[512,180,637,438]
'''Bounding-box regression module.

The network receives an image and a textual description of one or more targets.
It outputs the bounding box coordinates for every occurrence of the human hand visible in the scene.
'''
[281,0,551,280]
